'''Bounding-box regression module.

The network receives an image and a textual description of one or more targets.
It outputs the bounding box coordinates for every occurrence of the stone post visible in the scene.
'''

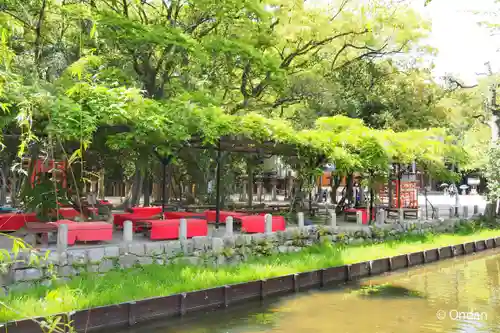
[329,209,336,227]
[434,208,440,219]
[57,223,68,254]
[463,206,469,219]
[356,211,363,225]
[179,218,188,241]
[123,220,134,242]
[417,206,426,220]
[265,214,273,234]
[256,175,264,202]
[225,216,234,237]
[240,176,247,202]
[473,205,479,215]
[398,208,404,223]
[376,209,385,226]
[297,212,305,228]
[270,176,278,201]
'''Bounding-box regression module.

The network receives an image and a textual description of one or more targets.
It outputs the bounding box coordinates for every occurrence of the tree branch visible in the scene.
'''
[1,10,34,30]
[280,29,370,69]
[34,0,48,67]
[330,0,350,22]
[331,41,408,71]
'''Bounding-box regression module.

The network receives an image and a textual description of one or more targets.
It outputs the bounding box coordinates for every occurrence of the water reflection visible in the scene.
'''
[118,250,500,333]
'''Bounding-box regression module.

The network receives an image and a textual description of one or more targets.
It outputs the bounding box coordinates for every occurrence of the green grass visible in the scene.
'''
[1,223,500,322]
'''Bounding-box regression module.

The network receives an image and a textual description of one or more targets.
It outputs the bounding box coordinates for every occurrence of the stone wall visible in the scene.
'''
[0,218,471,293]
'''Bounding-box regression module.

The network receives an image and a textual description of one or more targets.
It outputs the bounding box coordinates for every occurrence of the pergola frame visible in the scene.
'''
[184,135,304,228]
[3,129,319,228]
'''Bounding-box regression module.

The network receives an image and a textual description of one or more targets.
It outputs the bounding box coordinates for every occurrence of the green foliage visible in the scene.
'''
[0,0,482,188]
[483,143,500,201]
[20,175,71,222]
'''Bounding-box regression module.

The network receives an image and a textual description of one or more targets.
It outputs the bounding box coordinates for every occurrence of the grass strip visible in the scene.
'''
[1,223,500,322]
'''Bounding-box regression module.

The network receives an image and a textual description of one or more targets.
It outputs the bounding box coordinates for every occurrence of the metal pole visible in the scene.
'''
[161,162,166,219]
[397,164,402,209]
[215,141,222,229]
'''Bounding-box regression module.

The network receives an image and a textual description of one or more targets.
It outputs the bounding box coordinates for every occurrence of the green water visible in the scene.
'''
[119,250,500,333]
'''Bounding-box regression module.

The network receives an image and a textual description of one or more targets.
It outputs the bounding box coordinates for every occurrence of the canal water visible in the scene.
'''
[117,250,500,333]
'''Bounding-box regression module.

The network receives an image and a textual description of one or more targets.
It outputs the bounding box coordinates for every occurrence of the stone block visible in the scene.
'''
[212,238,224,253]
[9,282,33,292]
[319,235,334,243]
[104,246,120,258]
[283,228,297,240]
[234,234,250,246]
[145,243,165,256]
[98,259,115,273]
[67,250,88,265]
[137,256,154,265]
[223,236,236,247]
[165,241,182,257]
[87,265,100,273]
[350,238,365,246]
[192,236,212,251]
[264,232,278,242]
[173,256,201,266]
[13,269,24,282]
[44,251,66,266]
[58,266,76,277]
[251,233,266,243]
[119,243,130,255]
[128,243,146,256]
[181,239,194,254]
[0,269,13,286]
[278,246,288,253]
[154,258,166,265]
[119,254,138,268]
[87,248,105,263]
[40,279,53,288]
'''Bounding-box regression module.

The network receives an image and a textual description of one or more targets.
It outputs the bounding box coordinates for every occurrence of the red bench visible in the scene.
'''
[49,220,114,245]
[0,213,38,231]
[0,208,100,232]
[204,210,247,223]
[128,206,162,215]
[140,219,208,240]
[164,211,205,219]
[344,208,374,225]
[238,215,286,233]
[113,213,161,231]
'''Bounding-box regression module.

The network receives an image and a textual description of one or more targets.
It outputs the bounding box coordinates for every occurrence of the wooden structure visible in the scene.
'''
[22,158,68,188]
[378,180,418,209]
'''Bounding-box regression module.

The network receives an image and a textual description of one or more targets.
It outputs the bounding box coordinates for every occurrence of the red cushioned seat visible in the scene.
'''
[58,208,78,219]
[0,213,39,231]
[113,213,161,231]
[238,215,286,233]
[204,210,247,223]
[49,220,113,245]
[164,211,206,219]
[129,206,162,215]
[141,219,208,240]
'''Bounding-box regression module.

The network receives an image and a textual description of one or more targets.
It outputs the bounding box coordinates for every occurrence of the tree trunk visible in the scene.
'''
[335,173,353,214]
[98,169,105,200]
[125,162,143,208]
[330,174,341,204]
[0,167,7,206]
[143,160,150,206]
[10,171,18,207]
[247,161,254,207]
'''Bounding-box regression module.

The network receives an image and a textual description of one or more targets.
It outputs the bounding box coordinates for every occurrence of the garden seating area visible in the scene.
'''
[0,205,290,248]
